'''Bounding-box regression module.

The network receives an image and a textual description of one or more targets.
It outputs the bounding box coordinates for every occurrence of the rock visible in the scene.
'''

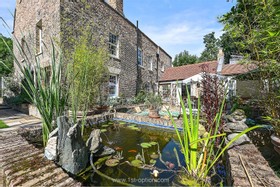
[57,116,89,175]
[86,129,103,153]
[94,146,115,157]
[231,109,246,122]
[227,133,250,148]
[44,136,57,161]
[49,127,58,138]
[224,115,236,123]
[224,121,248,132]
[232,109,245,116]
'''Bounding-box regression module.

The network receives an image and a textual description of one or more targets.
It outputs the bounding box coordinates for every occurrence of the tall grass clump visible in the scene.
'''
[168,89,261,185]
[1,34,68,146]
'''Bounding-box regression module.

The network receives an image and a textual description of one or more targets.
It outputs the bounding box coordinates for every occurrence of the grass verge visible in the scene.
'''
[0,120,9,129]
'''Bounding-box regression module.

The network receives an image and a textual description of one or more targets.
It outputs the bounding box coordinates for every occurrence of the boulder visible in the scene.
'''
[224,121,248,133]
[224,115,236,123]
[86,129,103,153]
[49,127,58,138]
[44,136,57,161]
[94,146,115,157]
[57,116,89,175]
[231,109,246,122]
[227,133,251,148]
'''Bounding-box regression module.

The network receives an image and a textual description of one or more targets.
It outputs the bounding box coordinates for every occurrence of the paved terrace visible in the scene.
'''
[0,104,81,186]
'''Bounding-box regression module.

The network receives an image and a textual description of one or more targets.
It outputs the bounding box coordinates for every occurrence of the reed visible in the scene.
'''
[168,89,260,184]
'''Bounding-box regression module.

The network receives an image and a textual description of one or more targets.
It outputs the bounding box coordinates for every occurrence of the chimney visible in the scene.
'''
[217,48,224,74]
[108,0,124,15]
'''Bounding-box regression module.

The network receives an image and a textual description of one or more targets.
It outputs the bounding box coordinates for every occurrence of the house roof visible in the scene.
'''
[221,63,257,76]
[160,61,218,82]
[160,61,258,82]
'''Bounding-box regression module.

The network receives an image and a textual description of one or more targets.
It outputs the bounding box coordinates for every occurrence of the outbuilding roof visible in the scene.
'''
[160,61,257,82]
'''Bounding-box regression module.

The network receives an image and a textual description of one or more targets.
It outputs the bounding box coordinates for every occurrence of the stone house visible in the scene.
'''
[13,0,172,100]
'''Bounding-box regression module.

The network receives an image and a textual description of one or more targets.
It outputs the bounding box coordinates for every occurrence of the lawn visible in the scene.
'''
[0,120,9,129]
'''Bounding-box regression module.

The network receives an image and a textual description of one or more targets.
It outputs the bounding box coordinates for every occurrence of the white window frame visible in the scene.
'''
[109,74,119,98]
[137,47,143,66]
[109,33,119,58]
[161,61,165,72]
[149,57,153,71]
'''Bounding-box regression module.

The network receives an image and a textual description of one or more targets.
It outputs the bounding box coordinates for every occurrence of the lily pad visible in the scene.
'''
[102,124,109,128]
[105,158,120,167]
[128,124,137,127]
[149,142,158,146]
[108,121,114,125]
[150,153,159,159]
[101,129,107,133]
[94,156,111,169]
[140,142,152,148]
[150,159,157,165]
[119,122,126,125]
[131,159,143,167]
[130,126,140,131]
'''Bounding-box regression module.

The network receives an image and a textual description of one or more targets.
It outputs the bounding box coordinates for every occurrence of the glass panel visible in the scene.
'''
[137,48,143,65]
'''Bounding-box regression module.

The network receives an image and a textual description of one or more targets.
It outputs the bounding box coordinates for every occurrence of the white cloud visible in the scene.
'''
[139,8,224,58]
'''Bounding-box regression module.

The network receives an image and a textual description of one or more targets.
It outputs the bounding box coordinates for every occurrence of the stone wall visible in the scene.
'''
[226,143,280,186]
[225,109,280,186]
[13,0,61,73]
[115,112,182,129]
[61,0,172,98]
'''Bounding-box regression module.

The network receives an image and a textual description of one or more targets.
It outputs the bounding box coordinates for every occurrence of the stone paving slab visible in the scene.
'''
[0,131,82,187]
[0,105,41,132]
[0,106,82,186]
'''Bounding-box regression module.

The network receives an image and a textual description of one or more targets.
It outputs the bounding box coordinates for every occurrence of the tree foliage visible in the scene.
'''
[173,50,198,67]
[0,35,13,76]
[67,28,109,120]
[220,0,280,133]
[199,32,219,62]
[219,0,280,63]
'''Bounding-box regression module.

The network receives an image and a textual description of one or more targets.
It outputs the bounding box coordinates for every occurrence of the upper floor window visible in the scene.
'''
[109,33,119,58]
[137,47,143,66]
[36,20,42,54]
[148,56,153,71]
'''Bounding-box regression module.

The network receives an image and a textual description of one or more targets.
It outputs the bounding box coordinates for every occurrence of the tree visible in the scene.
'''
[219,32,239,64]
[172,50,198,67]
[199,32,219,62]
[0,34,13,76]
[220,0,280,134]
[219,0,280,63]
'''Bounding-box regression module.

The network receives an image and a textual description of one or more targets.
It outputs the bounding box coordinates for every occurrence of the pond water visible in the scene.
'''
[81,121,185,186]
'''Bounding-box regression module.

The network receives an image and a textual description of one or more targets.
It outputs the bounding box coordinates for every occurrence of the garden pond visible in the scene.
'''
[80,120,187,186]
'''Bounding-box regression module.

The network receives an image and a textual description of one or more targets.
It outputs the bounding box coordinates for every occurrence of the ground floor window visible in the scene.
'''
[109,75,118,97]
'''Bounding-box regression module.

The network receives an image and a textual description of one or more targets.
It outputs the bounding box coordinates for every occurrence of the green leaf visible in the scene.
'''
[149,141,158,146]
[140,142,152,148]
[131,159,143,167]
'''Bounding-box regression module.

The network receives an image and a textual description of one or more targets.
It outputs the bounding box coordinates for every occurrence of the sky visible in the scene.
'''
[0,0,236,59]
